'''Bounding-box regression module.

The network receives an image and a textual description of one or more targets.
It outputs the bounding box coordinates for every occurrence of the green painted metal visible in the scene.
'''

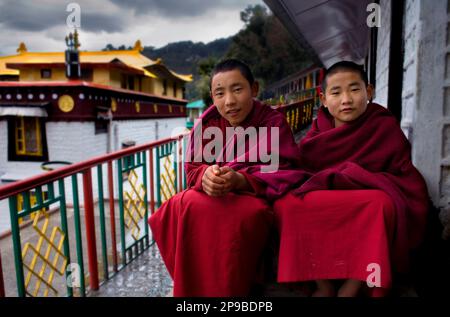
[117,151,151,261]
[8,195,25,297]
[2,136,187,296]
[117,158,126,266]
[71,174,86,297]
[57,179,73,297]
[183,137,187,190]
[142,151,149,247]
[172,142,178,194]
[97,164,109,280]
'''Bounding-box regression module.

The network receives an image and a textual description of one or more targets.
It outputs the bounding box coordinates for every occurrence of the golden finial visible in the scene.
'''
[17,42,27,54]
[133,40,143,52]
[65,30,81,51]
[73,29,81,50]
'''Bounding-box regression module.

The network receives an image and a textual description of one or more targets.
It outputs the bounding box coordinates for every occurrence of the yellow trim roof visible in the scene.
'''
[0,48,192,82]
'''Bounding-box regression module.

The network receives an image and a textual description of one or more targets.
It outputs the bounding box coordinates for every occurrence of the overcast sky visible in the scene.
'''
[0,0,263,56]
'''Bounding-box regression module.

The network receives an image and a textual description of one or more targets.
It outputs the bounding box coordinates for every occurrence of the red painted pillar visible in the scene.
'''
[82,169,99,290]
[107,161,118,273]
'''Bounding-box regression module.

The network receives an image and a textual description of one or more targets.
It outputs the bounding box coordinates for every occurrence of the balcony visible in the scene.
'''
[0,93,315,297]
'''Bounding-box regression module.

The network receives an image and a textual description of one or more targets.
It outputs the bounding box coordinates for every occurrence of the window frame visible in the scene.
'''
[8,116,49,162]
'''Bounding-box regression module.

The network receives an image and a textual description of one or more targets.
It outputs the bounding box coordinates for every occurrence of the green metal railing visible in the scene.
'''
[0,134,188,297]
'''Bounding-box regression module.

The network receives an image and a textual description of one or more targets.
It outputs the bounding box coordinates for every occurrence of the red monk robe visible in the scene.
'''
[149,100,303,296]
[274,103,429,295]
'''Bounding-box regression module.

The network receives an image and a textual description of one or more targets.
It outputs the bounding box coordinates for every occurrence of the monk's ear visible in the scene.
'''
[366,84,374,102]
[251,81,259,98]
[319,92,327,107]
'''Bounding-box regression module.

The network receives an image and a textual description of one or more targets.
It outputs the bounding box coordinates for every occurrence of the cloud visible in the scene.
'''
[0,0,129,33]
[109,0,260,17]
[0,0,264,55]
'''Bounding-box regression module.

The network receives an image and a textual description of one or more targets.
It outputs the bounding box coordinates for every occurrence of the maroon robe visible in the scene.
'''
[149,100,303,296]
[274,103,429,294]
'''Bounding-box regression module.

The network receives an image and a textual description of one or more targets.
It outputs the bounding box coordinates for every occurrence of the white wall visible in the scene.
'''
[374,0,392,106]
[401,0,421,140]
[113,118,186,152]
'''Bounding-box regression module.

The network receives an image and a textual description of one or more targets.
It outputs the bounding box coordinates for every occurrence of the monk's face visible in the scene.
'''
[211,69,258,127]
[320,71,373,128]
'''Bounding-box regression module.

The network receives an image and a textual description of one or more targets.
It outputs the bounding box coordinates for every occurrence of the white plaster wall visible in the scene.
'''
[374,0,392,106]
[401,0,421,140]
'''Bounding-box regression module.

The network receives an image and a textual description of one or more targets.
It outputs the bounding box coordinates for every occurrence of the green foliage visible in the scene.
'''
[226,4,313,91]
[195,57,217,107]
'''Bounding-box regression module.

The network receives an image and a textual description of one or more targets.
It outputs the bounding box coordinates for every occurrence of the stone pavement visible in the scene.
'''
[89,243,173,297]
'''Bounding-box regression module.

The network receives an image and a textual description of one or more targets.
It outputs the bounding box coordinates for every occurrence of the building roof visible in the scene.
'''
[186,99,206,109]
[0,80,188,103]
[0,44,192,82]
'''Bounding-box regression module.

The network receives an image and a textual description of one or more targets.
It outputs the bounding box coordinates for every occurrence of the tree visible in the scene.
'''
[195,57,217,107]
[226,4,313,94]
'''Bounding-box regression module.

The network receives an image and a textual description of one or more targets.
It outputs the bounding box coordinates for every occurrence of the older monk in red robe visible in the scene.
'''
[149,59,303,297]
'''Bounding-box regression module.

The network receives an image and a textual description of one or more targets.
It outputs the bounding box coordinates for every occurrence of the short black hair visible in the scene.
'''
[321,61,368,93]
[210,59,255,89]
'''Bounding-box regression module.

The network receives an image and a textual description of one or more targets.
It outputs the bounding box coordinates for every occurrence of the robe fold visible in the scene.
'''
[275,103,429,293]
[149,100,302,296]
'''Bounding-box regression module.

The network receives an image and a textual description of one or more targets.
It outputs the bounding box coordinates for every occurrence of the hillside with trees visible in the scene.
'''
[104,4,314,104]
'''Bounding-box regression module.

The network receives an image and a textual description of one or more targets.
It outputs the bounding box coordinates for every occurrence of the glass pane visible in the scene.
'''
[24,118,40,154]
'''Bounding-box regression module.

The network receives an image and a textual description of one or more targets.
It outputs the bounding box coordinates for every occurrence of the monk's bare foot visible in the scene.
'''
[312,279,335,297]
[337,279,363,297]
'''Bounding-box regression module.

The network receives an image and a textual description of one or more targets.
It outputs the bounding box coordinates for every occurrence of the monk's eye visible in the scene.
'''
[214,92,224,98]
[233,87,242,93]
[351,88,361,92]
[330,91,340,96]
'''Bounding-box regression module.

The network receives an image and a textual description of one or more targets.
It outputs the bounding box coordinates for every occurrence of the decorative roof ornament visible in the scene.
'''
[65,29,81,52]
[133,40,144,52]
[16,42,28,54]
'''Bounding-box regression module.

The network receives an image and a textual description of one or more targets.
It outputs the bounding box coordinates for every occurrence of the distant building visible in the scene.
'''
[186,99,207,129]
[0,37,192,183]
[262,66,323,108]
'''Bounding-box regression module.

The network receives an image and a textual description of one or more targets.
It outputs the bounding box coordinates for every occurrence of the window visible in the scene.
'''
[8,117,48,161]
[120,74,127,89]
[127,76,135,91]
[173,82,177,97]
[95,120,108,134]
[80,68,93,81]
[163,79,167,96]
[41,69,52,79]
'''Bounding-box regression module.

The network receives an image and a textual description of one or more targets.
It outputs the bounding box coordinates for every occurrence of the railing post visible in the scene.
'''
[156,147,161,208]
[0,251,5,297]
[82,169,99,291]
[117,158,127,265]
[8,195,25,297]
[149,148,155,215]
[178,137,183,193]
[107,161,118,273]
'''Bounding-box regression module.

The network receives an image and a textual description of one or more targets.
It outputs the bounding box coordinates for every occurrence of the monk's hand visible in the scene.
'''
[219,166,250,193]
[201,165,228,196]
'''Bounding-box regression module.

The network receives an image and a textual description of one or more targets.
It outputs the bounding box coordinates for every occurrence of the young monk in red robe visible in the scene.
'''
[274,61,429,297]
[149,59,303,297]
